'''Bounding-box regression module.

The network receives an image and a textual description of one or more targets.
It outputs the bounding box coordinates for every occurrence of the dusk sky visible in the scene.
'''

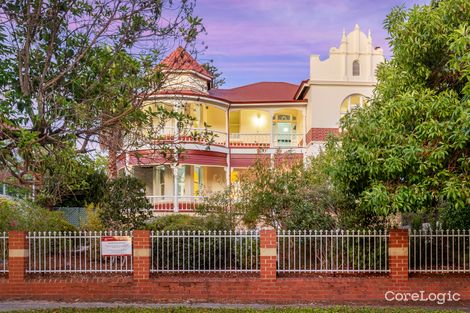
[192,0,429,88]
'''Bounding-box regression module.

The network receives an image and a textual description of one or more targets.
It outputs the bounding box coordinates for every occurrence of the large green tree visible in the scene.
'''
[0,0,207,205]
[330,0,470,227]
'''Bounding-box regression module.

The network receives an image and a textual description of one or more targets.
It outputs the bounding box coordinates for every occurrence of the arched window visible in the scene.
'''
[340,94,366,116]
[352,60,360,76]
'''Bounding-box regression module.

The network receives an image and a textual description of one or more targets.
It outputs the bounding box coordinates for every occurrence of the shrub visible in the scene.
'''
[0,197,75,232]
[146,214,210,232]
[79,203,106,231]
[284,201,335,230]
[196,188,240,230]
[439,205,470,230]
[98,176,152,230]
[197,151,347,230]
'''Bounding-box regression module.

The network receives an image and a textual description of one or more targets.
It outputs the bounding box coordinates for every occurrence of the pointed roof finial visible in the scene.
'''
[160,46,213,79]
[341,28,346,41]
[354,24,360,30]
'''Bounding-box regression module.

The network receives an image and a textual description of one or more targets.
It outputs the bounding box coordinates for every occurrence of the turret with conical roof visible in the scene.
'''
[159,46,213,94]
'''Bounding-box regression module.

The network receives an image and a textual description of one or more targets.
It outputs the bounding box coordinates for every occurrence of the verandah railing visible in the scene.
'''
[27,231,133,273]
[147,195,206,212]
[277,230,389,273]
[150,230,260,273]
[0,232,7,273]
[409,229,470,273]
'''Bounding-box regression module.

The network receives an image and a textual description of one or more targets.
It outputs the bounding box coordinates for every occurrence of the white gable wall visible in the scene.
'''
[306,25,384,147]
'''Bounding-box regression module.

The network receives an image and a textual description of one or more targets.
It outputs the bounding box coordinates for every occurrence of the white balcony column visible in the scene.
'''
[225,167,230,187]
[172,165,179,212]
[172,100,183,213]
[225,109,230,148]
[226,108,232,188]
[270,112,274,147]
[303,107,307,148]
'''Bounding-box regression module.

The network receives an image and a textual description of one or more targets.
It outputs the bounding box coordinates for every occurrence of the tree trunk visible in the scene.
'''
[108,145,118,179]
[101,123,122,180]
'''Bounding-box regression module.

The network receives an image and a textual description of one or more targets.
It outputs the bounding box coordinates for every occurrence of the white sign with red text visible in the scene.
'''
[101,236,132,256]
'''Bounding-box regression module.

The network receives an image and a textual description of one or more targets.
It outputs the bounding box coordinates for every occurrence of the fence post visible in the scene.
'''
[133,230,151,281]
[389,229,409,281]
[8,231,27,284]
[260,227,277,280]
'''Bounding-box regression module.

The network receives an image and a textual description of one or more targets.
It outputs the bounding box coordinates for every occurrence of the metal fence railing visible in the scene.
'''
[409,229,470,273]
[27,231,133,273]
[9,229,470,276]
[0,232,7,273]
[277,230,389,274]
[151,230,260,273]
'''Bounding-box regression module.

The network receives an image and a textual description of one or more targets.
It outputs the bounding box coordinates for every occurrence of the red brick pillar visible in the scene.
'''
[260,227,277,280]
[389,229,409,281]
[8,231,27,283]
[133,230,151,281]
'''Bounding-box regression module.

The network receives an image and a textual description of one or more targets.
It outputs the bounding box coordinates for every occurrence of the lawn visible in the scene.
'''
[2,307,465,313]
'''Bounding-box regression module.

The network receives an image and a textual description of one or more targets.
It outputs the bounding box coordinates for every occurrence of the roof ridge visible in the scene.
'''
[213,81,298,91]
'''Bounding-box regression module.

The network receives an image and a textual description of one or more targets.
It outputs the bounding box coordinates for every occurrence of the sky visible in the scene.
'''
[192,0,429,88]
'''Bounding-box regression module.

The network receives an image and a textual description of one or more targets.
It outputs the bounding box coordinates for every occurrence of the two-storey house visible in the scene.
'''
[118,25,385,213]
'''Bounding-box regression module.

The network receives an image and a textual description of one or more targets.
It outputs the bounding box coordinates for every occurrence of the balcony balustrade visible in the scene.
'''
[147,195,206,213]
[229,133,304,148]
[130,127,305,148]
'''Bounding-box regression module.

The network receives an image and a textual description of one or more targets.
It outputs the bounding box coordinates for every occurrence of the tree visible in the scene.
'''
[0,1,206,198]
[203,61,226,88]
[329,0,470,227]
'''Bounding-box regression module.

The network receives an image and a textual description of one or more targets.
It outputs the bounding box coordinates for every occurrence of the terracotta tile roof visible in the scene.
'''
[209,82,300,103]
[161,46,212,79]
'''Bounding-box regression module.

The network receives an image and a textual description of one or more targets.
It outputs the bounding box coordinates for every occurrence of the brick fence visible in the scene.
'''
[0,229,469,306]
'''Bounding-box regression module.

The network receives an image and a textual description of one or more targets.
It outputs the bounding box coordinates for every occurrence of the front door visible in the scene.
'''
[276,122,294,146]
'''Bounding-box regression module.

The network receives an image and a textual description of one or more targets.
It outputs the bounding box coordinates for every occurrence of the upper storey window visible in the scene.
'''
[341,94,366,116]
[352,60,360,76]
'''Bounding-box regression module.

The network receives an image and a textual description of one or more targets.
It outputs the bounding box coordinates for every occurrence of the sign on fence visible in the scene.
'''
[101,236,132,256]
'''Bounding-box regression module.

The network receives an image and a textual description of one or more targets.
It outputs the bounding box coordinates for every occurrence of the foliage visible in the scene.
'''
[98,176,152,230]
[329,0,470,225]
[0,180,30,199]
[198,152,340,229]
[36,153,108,208]
[0,0,206,196]
[202,61,226,88]
[79,203,105,231]
[439,204,470,230]
[196,188,240,230]
[0,197,75,232]
[146,214,216,231]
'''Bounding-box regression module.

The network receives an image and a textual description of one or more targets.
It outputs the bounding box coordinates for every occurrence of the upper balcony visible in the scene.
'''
[132,102,306,149]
